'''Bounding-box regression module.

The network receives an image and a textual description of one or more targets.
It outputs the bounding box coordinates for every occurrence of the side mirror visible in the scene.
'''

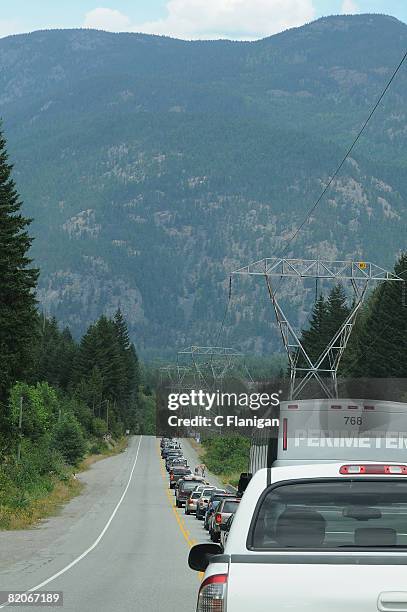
[237,472,252,497]
[188,543,223,572]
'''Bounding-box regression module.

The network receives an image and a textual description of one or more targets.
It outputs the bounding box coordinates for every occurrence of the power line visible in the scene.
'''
[213,47,407,349]
[269,48,407,304]
[279,47,407,257]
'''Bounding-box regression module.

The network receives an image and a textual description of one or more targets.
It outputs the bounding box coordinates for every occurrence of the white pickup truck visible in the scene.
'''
[189,398,407,611]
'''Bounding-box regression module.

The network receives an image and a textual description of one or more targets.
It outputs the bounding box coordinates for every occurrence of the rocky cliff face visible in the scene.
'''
[0,15,406,356]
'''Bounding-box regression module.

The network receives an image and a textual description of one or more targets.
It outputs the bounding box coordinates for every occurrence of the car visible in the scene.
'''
[166,453,185,467]
[206,495,235,536]
[206,499,222,536]
[176,477,209,507]
[174,475,207,496]
[166,459,186,473]
[210,497,240,542]
[162,444,182,459]
[162,447,176,459]
[203,491,229,530]
[170,457,189,468]
[220,512,234,549]
[165,452,183,470]
[195,487,218,520]
[185,491,202,515]
[169,466,192,489]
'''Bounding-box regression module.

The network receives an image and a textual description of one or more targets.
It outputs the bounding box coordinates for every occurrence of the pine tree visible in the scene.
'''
[33,317,77,391]
[345,254,407,378]
[0,124,39,401]
[76,316,126,402]
[298,284,351,375]
[325,284,351,339]
[114,308,130,350]
[298,295,329,366]
[113,308,140,404]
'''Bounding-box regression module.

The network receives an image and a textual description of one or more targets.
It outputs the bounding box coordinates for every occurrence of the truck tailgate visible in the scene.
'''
[227,559,407,611]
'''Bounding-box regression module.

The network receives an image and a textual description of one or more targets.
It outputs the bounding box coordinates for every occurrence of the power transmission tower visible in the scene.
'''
[232,258,403,400]
[177,346,243,393]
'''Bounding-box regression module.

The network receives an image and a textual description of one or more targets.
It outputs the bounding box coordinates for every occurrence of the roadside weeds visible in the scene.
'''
[0,437,128,531]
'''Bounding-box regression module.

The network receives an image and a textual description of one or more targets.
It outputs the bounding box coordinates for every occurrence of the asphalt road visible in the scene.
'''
[0,436,217,612]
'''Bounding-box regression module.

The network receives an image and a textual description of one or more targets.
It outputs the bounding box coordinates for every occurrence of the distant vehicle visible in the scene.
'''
[162,445,182,459]
[170,457,188,468]
[210,498,240,542]
[193,482,210,491]
[175,476,207,497]
[206,500,222,536]
[203,491,229,530]
[165,451,183,469]
[166,453,185,466]
[220,512,235,549]
[185,491,202,515]
[176,477,209,507]
[169,467,191,489]
[195,487,218,520]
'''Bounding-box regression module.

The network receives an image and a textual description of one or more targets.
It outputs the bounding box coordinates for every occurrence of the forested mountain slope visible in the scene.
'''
[0,14,406,355]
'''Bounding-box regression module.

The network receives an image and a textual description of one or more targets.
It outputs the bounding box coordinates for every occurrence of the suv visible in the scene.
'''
[210,497,240,541]
[176,478,207,507]
[169,466,191,489]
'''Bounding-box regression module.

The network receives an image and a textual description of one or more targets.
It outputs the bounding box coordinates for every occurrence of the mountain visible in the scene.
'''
[0,14,406,357]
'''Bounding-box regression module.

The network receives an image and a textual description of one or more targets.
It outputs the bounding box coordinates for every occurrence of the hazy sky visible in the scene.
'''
[0,0,406,41]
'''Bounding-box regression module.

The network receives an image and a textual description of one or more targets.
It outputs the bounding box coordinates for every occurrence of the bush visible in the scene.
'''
[92,417,107,438]
[201,435,250,476]
[9,382,59,440]
[89,439,108,455]
[136,393,156,435]
[52,414,86,465]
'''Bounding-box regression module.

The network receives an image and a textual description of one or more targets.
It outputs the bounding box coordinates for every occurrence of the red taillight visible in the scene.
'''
[197,574,227,612]
[340,464,407,475]
[215,513,222,524]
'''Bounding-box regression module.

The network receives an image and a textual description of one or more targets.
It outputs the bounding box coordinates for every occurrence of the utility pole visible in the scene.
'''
[17,396,23,462]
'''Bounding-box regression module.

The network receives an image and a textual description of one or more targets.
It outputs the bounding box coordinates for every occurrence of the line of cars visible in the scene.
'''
[160,438,241,549]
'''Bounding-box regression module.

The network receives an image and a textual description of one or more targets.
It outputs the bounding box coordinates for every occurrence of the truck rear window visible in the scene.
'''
[250,480,407,550]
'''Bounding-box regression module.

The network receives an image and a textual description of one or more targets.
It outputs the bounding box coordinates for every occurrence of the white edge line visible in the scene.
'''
[0,436,143,609]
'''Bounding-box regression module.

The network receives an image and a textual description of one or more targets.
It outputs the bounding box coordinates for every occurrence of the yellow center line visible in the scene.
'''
[156,441,204,582]
[157,441,195,548]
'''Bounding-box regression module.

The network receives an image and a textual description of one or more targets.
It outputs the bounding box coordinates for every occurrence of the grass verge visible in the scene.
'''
[0,437,128,530]
[0,475,83,530]
[78,436,128,472]
[188,436,248,489]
